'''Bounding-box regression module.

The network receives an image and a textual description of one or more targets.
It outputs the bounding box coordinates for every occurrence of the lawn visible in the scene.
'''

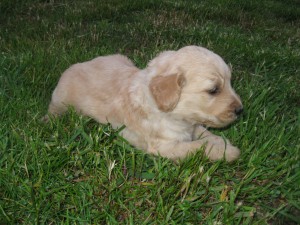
[0,0,299,224]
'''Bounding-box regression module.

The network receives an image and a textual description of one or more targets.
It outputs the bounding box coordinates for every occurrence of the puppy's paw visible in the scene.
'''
[205,142,240,162]
[224,145,240,162]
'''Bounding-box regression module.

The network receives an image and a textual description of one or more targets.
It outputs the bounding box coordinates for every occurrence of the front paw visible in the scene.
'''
[224,145,240,162]
[205,142,240,162]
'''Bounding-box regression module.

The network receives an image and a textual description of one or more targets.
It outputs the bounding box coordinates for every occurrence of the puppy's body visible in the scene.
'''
[46,46,243,161]
[49,55,137,126]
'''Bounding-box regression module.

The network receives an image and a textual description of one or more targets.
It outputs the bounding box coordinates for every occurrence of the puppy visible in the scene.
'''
[45,46,243,162]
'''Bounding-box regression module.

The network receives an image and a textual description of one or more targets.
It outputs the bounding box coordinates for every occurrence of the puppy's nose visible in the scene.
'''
[235,106,243,116]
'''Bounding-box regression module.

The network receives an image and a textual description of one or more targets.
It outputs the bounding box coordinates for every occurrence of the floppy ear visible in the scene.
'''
[149,73,186,112]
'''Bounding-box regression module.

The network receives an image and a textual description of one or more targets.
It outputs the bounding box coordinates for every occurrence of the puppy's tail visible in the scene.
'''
[41,101,67,123]
[41,114,50,123]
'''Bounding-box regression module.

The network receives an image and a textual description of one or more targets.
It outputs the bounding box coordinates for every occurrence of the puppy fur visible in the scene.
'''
[45,46,243,162]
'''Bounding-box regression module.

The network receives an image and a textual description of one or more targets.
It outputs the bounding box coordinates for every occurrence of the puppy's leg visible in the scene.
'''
[192,125,240,162]
[120,128,147,150]
[150,138,239,162]
[193,125,232,146]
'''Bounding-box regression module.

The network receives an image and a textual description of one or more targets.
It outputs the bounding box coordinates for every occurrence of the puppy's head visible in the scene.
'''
[148,46,243,128]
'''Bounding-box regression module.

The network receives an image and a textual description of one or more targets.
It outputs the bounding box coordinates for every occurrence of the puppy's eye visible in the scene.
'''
[208,86,219,95]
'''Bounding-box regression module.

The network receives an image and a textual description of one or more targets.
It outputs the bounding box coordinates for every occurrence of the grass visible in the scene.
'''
[0,0,299,224]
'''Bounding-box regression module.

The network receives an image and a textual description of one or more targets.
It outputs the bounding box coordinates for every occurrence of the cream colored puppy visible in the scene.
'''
[45,46,243,162]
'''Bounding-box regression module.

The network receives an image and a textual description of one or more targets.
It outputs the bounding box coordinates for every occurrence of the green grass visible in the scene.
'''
[0,0,299,224]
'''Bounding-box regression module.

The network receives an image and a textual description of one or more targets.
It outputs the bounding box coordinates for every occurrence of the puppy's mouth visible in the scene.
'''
[202,115,237,128]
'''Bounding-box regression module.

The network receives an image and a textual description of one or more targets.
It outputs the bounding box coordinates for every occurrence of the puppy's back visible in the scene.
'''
[46,54,139,122]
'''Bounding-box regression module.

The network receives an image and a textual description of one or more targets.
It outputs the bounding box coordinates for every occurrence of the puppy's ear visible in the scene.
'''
[149,73,186,112]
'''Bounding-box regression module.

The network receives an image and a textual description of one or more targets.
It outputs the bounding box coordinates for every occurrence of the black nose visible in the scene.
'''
[235,106,243,116]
